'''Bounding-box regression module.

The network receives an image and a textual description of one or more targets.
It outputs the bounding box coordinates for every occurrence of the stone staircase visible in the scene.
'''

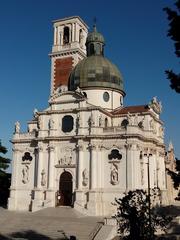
[0,207,103,240]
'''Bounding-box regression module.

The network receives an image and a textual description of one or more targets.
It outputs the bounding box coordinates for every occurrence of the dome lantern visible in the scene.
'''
[86,24,105,57]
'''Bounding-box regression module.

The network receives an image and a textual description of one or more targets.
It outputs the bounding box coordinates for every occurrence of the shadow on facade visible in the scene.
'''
[155,205,180,239]
[0,172,11,208]
[0,230,77,240]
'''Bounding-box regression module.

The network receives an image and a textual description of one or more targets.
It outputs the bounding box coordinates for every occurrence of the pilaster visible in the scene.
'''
[89,143,97,189]
[48,144,55,189]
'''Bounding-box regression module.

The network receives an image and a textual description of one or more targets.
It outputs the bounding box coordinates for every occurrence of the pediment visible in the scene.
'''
[49,90,85,104]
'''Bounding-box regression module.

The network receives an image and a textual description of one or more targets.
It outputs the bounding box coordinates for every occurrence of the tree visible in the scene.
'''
[167,158,180,200]
[164,0,180,93]
[0,141,11,206]
[114,189,171,240]
[0,140,10,175]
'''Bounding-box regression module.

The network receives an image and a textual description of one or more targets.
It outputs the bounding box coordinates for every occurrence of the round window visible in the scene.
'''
[103,92,110,102]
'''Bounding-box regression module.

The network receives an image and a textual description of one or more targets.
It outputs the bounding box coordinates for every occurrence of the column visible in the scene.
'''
[48,145,55,189]
[72,23,75,42]
[11,148,19,188]
[77,144,84,189]
[90,144,97,189]
[97,146,102,188]
[54,26,57,45]
[37,144,44,189]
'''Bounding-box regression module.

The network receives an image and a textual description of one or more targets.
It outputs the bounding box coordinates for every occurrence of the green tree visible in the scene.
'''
[0,140,10,175]
[114,189,171,240]
[0,140,11,206]
[167,158,180,200]
[164,0,180,93]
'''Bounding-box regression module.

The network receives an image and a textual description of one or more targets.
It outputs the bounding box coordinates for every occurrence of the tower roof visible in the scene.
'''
[86,25,105,44]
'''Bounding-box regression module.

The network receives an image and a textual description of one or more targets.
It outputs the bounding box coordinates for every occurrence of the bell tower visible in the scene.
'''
[49,16,88,95]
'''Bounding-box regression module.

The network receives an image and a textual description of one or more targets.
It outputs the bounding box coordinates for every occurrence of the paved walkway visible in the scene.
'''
[0,207,103,240]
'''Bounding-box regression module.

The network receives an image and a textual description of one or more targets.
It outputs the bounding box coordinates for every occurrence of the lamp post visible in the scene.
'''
[144,152,152,240]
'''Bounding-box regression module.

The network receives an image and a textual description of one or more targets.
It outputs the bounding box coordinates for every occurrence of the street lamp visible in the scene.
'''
[144,152,152,240]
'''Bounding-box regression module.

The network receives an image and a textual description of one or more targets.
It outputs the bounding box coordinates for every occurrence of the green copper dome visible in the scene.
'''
[68,25,124,93]
[86,25,105,44]
[69,55,124,92]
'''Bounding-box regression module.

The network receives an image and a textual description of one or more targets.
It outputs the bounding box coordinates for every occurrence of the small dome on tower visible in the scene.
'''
[86,25,105,44]
[68,25,124,95]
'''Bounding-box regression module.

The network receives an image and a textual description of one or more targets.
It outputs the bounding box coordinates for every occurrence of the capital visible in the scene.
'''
[48,145,55,152]
[76,143,84,151]
[12,147,20,152]
[89,143,97,150]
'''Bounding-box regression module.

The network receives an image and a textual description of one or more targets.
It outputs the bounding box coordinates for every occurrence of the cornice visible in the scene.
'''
[49,48,86,58]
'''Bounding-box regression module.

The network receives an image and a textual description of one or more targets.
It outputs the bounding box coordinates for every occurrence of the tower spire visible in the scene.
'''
[93,17,97,31]
[168,141,174,152]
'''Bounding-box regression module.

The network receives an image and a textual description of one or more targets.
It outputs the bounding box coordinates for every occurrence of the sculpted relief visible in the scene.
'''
[110,163,119,185]
[57,147,75,167]
[41,169,46,186]
[22,165,29,184]
[82,168,88,186]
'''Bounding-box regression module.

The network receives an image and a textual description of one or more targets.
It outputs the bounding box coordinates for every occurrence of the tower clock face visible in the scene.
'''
[103,92,110,102]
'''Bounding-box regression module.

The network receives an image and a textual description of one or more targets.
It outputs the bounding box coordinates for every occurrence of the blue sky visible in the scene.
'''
[0,0,179,168]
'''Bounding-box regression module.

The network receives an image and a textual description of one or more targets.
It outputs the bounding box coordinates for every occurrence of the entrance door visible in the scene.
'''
[59,171,73,206]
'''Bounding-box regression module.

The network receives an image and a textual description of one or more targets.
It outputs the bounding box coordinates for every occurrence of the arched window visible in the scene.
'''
[90,43,95,55]
[121,119,129,129]
[63,26,70,44]
[95,43,101,55]
[62,115,74,132]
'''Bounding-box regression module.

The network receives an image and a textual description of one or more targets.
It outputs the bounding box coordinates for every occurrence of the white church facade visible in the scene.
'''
[8,16,168,216]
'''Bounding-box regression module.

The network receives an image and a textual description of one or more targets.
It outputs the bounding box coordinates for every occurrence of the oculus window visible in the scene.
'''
[103,92,110,102]
[62,115,74,132]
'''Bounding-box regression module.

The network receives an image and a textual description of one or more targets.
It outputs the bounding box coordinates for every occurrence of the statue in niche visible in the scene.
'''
[38,117,43,130]
[15,121,20,134]
[60,157,65,165]
[99,115,103,127]
[49,118,55,130]
[79,30,84,48]
[75,86,82,94]
[152,96,158,104]
[159,126,164,138]
[82,168,88,186]
[138,117,145,129]
[27,125,31,133]
[110,164,118,185]
[33,108,38,118]
[149,119,154,130]
[59,85,68,92]
[41,169,46,186]
[88,114,95,127]
[134,113,138,125]
[59,154,73,166]
[22,165,29,184]
[127,112,133,125]
[76,114,81,128]
[69,155,72,165]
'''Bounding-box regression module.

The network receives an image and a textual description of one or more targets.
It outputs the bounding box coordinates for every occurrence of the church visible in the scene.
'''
[8,16,169,216]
